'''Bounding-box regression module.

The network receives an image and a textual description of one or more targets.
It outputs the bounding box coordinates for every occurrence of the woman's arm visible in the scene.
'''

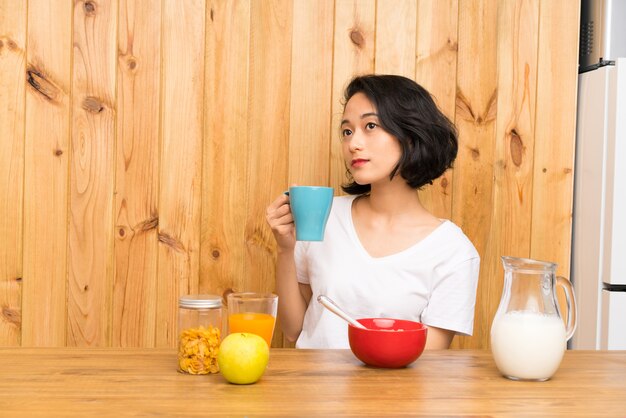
[424,325,455,349]
[266,193,310,342]
[274,248,310,341]
[422,256,480,350]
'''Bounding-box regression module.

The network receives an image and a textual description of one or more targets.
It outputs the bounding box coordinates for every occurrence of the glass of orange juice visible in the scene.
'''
[227,292,278,347]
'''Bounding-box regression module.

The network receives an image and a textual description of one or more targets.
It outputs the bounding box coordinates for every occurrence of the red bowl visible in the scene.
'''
[348,318,428,368]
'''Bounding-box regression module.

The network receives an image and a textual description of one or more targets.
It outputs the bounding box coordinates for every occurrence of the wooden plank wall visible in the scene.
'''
[0,0,580,349]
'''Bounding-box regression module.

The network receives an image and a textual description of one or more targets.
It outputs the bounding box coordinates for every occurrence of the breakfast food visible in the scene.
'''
[177,325,221,374]
[217,332,270,384]
[228,312,276,346]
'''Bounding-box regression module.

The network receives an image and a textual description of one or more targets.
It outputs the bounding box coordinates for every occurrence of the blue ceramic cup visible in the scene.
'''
[288,186,334,241]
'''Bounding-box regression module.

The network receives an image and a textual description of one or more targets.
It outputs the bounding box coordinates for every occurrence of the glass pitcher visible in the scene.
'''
[490,256,577,381]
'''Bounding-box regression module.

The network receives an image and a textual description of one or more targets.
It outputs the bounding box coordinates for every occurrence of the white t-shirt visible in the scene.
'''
[294,195,480,349]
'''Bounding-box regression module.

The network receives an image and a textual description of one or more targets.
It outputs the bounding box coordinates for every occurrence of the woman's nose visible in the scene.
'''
[348,132,364,151]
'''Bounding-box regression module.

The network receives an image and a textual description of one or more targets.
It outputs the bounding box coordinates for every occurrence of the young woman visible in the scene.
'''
[266,74,480,349]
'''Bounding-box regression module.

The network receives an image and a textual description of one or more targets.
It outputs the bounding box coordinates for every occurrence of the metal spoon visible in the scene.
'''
[317,295,367,329]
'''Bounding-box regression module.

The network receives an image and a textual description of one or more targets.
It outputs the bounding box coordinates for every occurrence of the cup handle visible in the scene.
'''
[556,276,578,341]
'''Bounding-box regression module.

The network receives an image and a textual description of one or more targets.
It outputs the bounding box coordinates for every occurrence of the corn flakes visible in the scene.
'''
[178,326,221,374]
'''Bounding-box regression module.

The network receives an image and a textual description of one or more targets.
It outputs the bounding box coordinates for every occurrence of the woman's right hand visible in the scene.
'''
[265,192,296,251]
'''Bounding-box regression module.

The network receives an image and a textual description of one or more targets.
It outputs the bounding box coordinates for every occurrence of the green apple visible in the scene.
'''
[218,332,269,384]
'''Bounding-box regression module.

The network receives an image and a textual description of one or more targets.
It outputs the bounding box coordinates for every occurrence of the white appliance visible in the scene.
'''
[571,0,626,349]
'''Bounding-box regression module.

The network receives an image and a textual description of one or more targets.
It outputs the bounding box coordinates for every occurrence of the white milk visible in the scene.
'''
[490,311,566,380]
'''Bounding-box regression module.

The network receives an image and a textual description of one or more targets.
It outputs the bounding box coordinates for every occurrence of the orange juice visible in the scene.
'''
[228,312,276,347]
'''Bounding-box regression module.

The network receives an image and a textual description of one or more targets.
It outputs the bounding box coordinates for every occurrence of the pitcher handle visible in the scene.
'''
[556,276,578,340]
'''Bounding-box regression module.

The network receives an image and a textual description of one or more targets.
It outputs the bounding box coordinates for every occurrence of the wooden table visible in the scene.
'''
[0,348,624,417]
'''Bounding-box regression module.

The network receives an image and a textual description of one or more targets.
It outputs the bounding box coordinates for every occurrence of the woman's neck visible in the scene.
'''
[351,179,443,257]
[358,179,431,221]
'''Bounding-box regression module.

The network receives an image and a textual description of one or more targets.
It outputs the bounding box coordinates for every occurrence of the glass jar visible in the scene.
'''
[491,257,577,381]
[177,294,223,374]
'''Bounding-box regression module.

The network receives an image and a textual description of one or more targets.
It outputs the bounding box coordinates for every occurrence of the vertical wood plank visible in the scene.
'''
[329,0,376,193]
[451,0,498,349]
[200,0,250,302]
[415,0,459,219]
[22,0,72,346]
[289,1,334,186]
[492,0,539,259]
[113,0,161,347]
[531,0,579,278]
[246,0,293,345]
[156,0,206,348]
[464,0,540,350]
[0,0,26,345]
[374,0,417,76]
[282,0,334,348]
[67,0,118,347]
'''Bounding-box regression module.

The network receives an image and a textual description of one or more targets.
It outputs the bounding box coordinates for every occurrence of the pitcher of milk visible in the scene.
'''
[490,256,577,381]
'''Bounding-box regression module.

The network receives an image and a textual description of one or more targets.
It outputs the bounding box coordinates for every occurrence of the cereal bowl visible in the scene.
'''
[348,318,428,368]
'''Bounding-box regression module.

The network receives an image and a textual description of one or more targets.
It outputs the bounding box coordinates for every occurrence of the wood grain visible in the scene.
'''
[0,348,624,416]
[531,0,579,278]
[481,0,540,343]
[532,0,580,318]
[452,0,498,349]
[156,0,206,347]
[415,0,459,219]
[329,0,376,193]
[22,0,72,347]
[288,0,334,186]
[67,0,118,347]
[200,0,251,304]
[0,1,583,350]
[0,0,26,346]
[245,0,292,295]
[113,0,161,347]
[246,0,294,347]
[374,0,417,77]
[280,0,335,347]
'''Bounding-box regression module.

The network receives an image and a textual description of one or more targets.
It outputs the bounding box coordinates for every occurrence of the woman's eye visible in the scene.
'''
[342,128,353,137]
[365,122,377,130]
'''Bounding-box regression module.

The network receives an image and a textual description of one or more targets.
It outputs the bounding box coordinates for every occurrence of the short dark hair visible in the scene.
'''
[341,74,458,194]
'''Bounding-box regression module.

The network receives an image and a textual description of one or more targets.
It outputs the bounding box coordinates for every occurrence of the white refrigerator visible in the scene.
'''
[571,0,626,350]
[572,57,626,350]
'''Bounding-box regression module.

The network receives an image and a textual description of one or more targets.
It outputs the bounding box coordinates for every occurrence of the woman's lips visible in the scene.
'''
[351,158,369,168]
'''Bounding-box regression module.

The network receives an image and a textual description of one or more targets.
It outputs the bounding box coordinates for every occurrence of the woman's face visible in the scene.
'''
[341,92,402,187]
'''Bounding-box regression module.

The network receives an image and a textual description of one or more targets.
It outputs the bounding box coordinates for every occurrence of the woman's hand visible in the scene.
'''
[266,192,296,251]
